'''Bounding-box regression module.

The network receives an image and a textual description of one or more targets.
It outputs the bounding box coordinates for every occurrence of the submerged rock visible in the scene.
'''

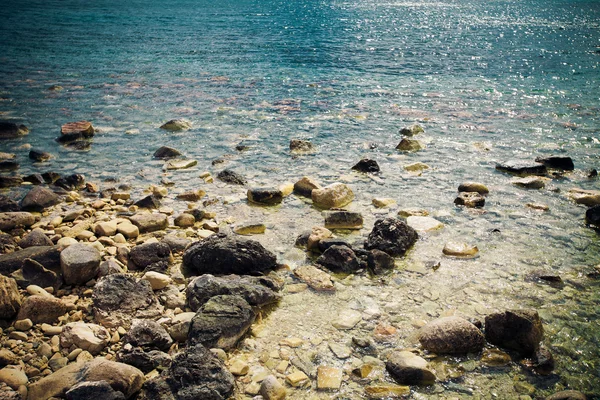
[458,182,489,195]
[386,351,435,385]
[485,309,544,357]
[535,156,574,171]
[188,295,255,350]
[454,191,485,208]
[568,188,600,207]
[365,218,418,257]
[419,316,485,354]
[294,265,335,291]
[187,274,281,311]
[55,173,86,191]
[406,216,443,232]
[316,245,361,273]
[512,176,548,189]
[160,119,191,131]
[0,122,28,139]
[0,160,18,171]
[352,159,380,173]
[399,124,424,136]
[312,183,354,209]
[289,139,315,154]
[586,205,600,227]
[29,149,52,162]
[545,390,587,400]
[153,146,182,159]
[396,138,424,152]
[323,211,363,229]
[442,242,478,257]
[367,249,395,274]
[182,234,277,276]
[247,188,284,205]
[495,160,547,176]
[0,176,23,189]
[217,169,247,185]
[164,159,197,170]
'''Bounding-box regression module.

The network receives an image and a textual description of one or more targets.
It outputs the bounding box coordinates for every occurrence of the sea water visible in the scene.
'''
[1,0,599,397]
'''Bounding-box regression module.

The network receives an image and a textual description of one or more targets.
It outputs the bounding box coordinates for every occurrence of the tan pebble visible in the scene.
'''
[67,349,82,361]
[279,337,303,348]
[245,381,261,395]
[317,366,343,390]
[229,359,249,376]
[276,360,289,374]
[285,370,309,387]
[14,319,33,331]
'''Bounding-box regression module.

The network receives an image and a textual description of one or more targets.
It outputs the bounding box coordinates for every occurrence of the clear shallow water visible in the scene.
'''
[1,0,600,397]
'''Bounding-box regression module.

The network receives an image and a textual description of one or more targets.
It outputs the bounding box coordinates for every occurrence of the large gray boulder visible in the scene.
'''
[364,218,418,256]
[61,243,101,286]
[418,316,485,354]
[20,186,60,211]
[188,295,255,350]
[92,274,163,329]
[138,344,234,400]
[485,309,544,357]
[186,274,281,311]
[182,234,277,276]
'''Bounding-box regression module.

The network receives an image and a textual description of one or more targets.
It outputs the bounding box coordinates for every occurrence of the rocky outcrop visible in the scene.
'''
[92,274,163,329]
[188,295,255,350]
[311,183,354,209]
[485,309,543,357]
[365,218,418,256]
[27,358,144,400]
[0,276,20,320]
[61,243,101,286]
[386,351,435,385]
[138,344,234,400]
[187,274,281,311]
[20,187,60,211]
[419,316,485,354]
[182,234,277,276]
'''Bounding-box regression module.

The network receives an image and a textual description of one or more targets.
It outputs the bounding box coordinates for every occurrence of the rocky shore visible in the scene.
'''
[0,121,598,399]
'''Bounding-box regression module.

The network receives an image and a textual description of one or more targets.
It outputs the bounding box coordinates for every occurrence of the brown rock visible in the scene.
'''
[485,309,544,357]
[419,316,484,354]
[0,276,21,320]
[17,295,66,324]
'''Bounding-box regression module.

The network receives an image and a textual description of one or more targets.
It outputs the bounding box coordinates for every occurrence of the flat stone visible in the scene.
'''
[317,366,342,390]
[365,384,410,399]
[165,159,197,170]
[62,221,92,238]
[176,189,205,202]
[403,162,429,172]
[398,208,429,218]
[512,176,548,189]
[61,121,94,137]
[496,160,547,176]
[116,222,139,238]
[17,295,66,324]
[568,188,600,207]
[443,242,478,257]
[535,156,574,171]
[332,309,362,330]
[294,265,335,291]
[233,222,266,235]
[329,342,351,359]
[323,211,363,229]
[406,216,443,232]
[285,370,309,387]
[60,322,110,355]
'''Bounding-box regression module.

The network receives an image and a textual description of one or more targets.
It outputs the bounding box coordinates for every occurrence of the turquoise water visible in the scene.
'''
[1,0,600,397]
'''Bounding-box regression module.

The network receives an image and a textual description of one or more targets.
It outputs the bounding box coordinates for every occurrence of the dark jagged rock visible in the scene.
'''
[20,186,60,211]
[0,176,23,189]
[522,346,555,375]
[316,245,361,273]
[122,319,173,351]
[485,309,544,357]
[128,242,172,271]
[535,156,574,171]
[352,158,380,173]
[153,146,182,159]
[134,195,161,209]
[19,228,53,248]
[0,212,35,231]
[0,161,19,171]
[247,188,283,205]
[217,169,247,185]
[0,233,17,254]
[182,234,277,275]
[188,295,255,350]
[365,218,418,257]
[524,269,564,288]
[92,274,163,329]
[585,205,600,228]
[399,124,424,136]
[42,171,61,184]
[139,344,234,400]
[29,149,52,162]
[294,230,311,249]
[11,258,62,290]
[367,249,395,274]
[495,160,547,176]
[0,122,28,139]
[23,173,45,185]
[0,195,20,212]
[116,347,171,374]
[318,238,352,253]
[0,246,61,275]
[289,139,315,154]
[55,174,85,190]
[66,381,126,400]
[419,316,485,354]
[186,274,281,312]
